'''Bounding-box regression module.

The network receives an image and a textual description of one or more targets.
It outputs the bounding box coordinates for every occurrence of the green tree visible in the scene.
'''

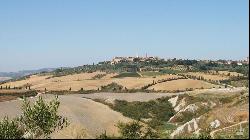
[19,96,68,138]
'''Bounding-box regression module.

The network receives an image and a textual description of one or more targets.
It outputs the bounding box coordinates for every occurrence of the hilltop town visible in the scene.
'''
[108,55,249,66]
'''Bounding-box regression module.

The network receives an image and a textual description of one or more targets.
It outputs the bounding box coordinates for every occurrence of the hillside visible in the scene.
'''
[0,71,223,92]
[0,58,249,139]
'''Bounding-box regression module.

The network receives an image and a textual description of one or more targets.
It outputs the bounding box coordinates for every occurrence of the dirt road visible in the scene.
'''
[78,92,185,102]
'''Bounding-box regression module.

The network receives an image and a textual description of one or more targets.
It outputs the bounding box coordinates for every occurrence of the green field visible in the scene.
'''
[112,72,141,78]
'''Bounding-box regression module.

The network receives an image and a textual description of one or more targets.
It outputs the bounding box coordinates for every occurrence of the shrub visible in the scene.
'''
[110,97,175,129]
[0,117,24,139]
[19,96,69,138]
[117,121,158,139]
[117,121,142,139]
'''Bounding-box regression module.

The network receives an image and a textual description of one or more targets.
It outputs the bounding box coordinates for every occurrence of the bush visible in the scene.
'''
[19,96,69,138]
[117,121,142,139]
[117,121,158,139]
[100,82,123,92]
[110,97,175,130]
[0,117,24,139]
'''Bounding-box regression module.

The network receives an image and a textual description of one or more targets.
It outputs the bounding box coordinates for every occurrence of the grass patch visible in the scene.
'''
[112,72,141,78]
[140,71,164,77]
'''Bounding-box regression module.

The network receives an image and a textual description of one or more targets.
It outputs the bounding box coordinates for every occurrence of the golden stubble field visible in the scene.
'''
[0,71,224,91]
[148,79,219,91]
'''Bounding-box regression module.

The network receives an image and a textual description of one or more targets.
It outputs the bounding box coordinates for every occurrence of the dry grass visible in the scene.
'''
[148,79,218,91]
[51,123,90,139]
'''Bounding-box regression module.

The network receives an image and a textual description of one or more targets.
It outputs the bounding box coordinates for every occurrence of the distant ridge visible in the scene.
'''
[0,68,56,79]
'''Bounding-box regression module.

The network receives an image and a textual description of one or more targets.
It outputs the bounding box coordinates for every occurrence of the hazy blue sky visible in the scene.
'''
[0,0,249,72]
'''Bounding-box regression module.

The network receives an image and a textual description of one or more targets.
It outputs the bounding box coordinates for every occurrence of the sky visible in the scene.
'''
[0,0,249,72]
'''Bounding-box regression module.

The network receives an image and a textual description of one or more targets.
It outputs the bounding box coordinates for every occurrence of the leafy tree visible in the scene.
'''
[0,117,24,139]
[19,96,69,138]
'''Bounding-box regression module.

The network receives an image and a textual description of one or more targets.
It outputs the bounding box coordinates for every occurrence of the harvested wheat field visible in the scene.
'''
[113,74,181,89]
[185,72,229,81]
[0,72,182,91]
[148,79,218,91]
[32,74,181,91]
[0,75,51,88]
